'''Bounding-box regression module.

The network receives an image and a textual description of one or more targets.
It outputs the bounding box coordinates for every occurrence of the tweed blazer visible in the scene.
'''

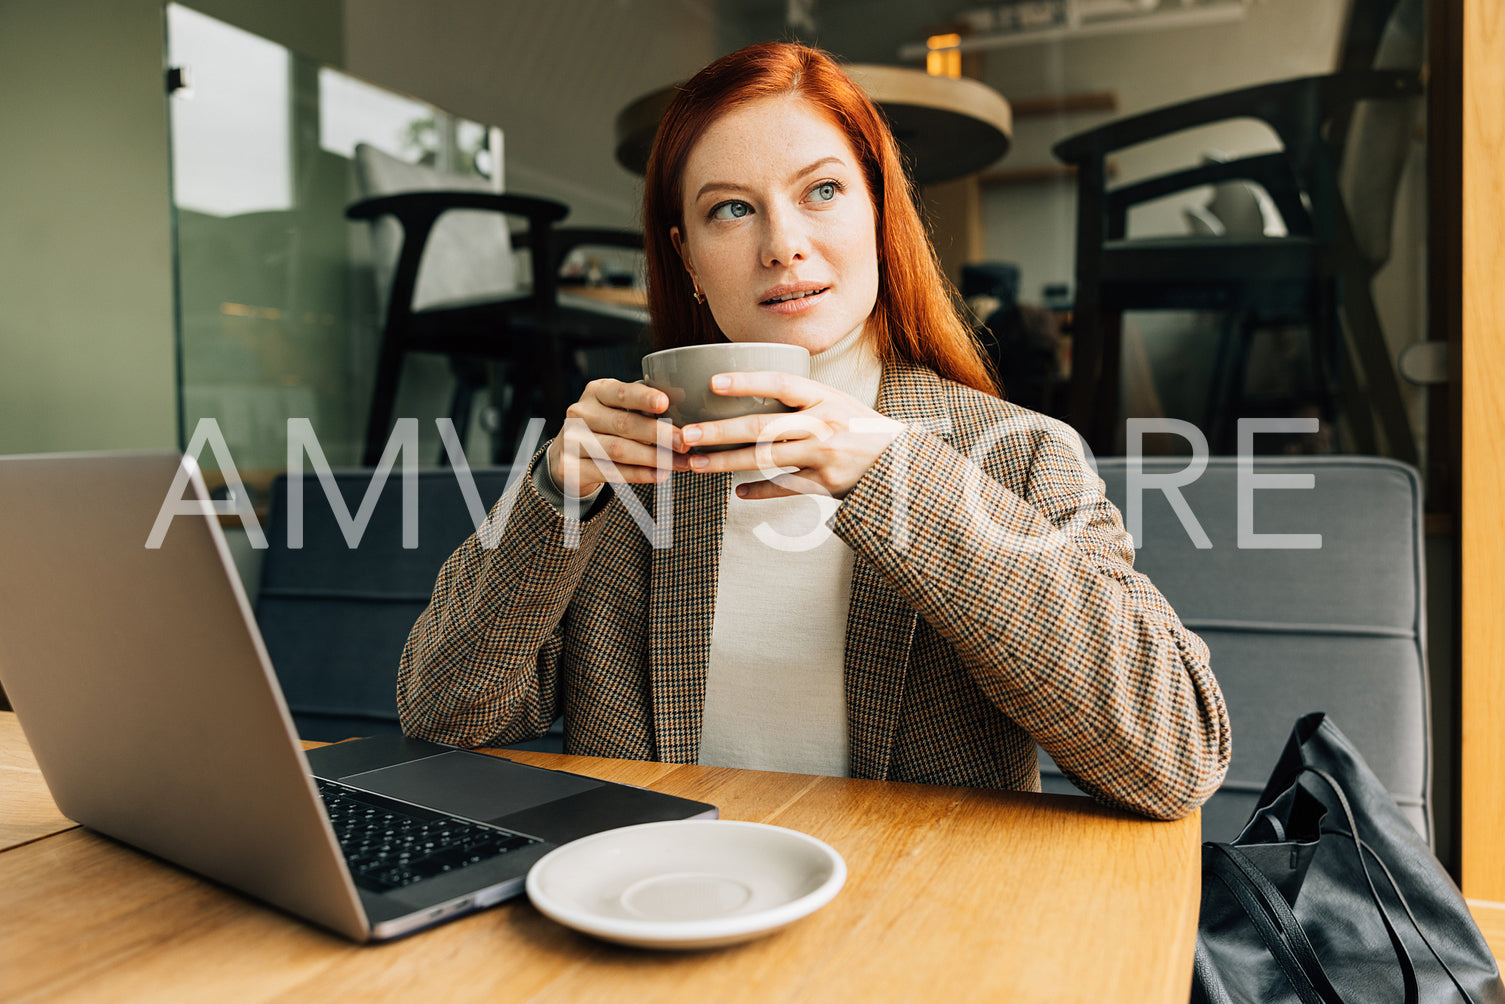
[398,361,1231,820]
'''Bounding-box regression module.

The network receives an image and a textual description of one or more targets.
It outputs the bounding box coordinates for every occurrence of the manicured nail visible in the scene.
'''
[711,375,731,391]
[682,426,702,444]
[690,454,709,469]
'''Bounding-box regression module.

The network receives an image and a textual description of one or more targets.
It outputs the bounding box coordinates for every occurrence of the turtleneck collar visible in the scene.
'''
[808,325,882,409]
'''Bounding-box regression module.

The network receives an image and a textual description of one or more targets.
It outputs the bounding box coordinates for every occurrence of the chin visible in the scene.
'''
[728,327,853,354]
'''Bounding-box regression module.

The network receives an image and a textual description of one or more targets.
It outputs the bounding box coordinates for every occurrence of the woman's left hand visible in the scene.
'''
[672,371,906,500]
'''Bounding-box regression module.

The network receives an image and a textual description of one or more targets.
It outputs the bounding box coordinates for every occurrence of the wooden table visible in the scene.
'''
[560,284,648,311]
[615,66,1011,186]
[0,712,74,851]
[0,712,1199,1002]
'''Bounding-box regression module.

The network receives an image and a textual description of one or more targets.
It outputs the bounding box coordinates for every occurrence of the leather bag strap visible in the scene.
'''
[1301,767,1420,1004]
[1323,828,1481,1002]
[1208,843,1347,1004]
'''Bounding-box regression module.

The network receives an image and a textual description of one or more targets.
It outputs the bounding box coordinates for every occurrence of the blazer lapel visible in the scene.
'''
[844,363,954,779]
[648,469,728,763]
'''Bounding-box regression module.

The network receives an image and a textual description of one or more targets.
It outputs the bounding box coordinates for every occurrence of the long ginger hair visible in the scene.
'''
[641,41,998,397]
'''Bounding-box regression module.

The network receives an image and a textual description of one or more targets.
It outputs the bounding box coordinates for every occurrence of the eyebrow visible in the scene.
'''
[693,156,848,204]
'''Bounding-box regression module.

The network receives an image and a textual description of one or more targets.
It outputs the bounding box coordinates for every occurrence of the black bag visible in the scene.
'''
[1192,712,1505,1004]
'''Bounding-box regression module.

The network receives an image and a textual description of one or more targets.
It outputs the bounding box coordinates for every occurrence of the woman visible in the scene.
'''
[398,41,1229,821]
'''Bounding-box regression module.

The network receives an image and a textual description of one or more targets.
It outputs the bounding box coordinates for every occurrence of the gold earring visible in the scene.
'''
[691,287,705,304]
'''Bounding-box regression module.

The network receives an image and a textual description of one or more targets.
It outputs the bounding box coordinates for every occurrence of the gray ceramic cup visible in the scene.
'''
[642,342,811,451]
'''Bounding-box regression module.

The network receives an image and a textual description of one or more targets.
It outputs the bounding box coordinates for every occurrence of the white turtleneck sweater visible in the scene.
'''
[697,326,883,776]
[535,329,884,776]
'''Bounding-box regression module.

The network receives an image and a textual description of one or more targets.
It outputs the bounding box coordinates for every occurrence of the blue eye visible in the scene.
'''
[710,200,751,221]
[809,181,840,203]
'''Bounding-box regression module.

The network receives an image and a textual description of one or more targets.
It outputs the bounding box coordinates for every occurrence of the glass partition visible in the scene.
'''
[166,4,498,476]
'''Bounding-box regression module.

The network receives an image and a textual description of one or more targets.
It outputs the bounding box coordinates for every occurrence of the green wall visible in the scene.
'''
[0,0,341,456]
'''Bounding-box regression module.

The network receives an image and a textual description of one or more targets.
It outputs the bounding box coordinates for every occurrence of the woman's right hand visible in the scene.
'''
[546,379,684,497]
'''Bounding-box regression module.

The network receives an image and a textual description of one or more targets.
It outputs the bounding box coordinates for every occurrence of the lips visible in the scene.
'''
[763,288,825,304]
[759,282,830,313]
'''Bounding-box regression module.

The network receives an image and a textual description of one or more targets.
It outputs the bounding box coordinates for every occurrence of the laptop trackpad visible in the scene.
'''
[339,751,602,823]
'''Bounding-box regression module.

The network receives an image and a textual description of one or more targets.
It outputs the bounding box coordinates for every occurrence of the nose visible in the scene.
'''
[759,205,806,268]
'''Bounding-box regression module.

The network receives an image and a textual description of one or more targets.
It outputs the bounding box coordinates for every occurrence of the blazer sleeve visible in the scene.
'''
[831,414,1231,821]
[395,452,615,748]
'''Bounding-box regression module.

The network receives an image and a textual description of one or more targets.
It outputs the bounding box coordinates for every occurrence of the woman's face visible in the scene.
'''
[671,95,879,354]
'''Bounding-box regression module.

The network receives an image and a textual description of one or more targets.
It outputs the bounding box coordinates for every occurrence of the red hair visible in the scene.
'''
[642,41,998,397]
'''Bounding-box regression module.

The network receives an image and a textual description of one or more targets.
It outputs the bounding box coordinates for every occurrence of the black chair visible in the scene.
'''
[1053,0,1424,461]
[348,143,649,466]
[254,465,562,751]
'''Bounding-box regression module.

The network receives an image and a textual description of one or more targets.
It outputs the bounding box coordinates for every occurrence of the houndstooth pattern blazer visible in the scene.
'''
[397,361,1230,820]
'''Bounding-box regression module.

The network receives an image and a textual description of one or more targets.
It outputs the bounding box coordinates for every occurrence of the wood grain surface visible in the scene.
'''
[1461,0,1505,903]
[1466,899,1505,966]
[0,712,76,851]
[0,714,1198,1002]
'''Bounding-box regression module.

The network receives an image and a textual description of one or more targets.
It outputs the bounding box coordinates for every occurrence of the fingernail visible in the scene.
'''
[690,454,709,469]
[711,375,730,391]
[735,484,749,498]
[682,426,701,444]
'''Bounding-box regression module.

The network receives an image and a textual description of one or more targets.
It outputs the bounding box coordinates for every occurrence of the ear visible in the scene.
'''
[670,226,696,283]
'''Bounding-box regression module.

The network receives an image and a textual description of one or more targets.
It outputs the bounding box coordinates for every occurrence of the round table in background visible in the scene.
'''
[614,63,1011,186]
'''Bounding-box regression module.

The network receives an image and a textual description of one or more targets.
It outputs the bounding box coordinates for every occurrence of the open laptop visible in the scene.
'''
[0,451,715,941]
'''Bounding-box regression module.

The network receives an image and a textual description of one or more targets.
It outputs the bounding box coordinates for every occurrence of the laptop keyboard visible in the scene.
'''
[316,779,540,893]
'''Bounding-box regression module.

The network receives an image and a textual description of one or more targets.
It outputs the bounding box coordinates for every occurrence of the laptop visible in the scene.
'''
[0,451,715,941]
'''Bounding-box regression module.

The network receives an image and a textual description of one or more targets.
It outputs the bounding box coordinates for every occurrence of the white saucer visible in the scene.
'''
[525,819,846,950]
